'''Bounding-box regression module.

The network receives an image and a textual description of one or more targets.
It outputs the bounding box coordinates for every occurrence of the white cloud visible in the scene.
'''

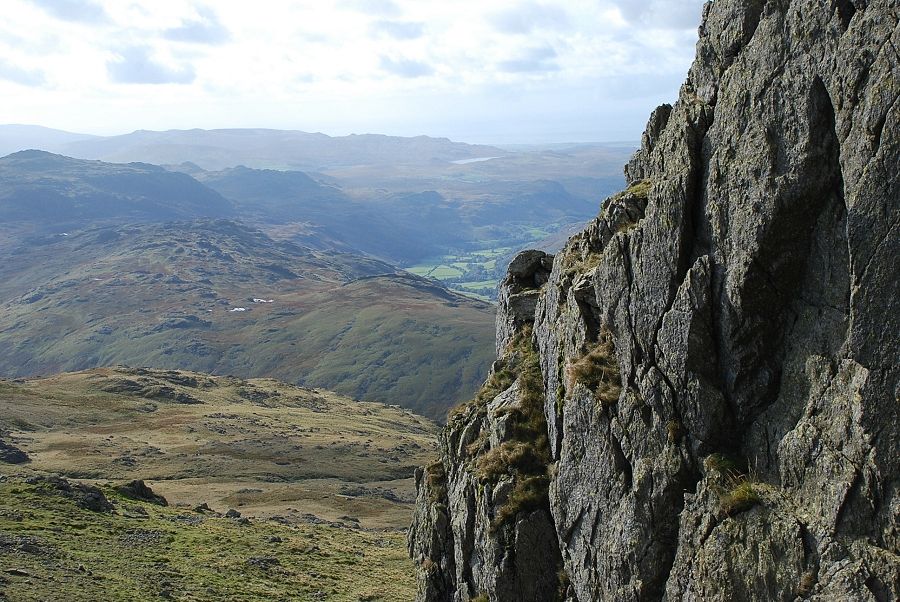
[371,20,425,40]
[107,46,195,84]
[164,6,230,45]
[0,0,707,142]
[0,59,45,86]
[340,0,401,17]
[29,0,107,23]
[497,46,559,74]
[607,0,705,30]
[489,2,571,34]
[380,56,433,78]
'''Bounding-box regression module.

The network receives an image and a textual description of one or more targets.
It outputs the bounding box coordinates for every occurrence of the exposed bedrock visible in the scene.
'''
[411,1,899,600]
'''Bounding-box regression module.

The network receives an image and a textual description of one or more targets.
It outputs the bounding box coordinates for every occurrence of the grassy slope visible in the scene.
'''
[0,368,440,600]
[0,368,438,529]
[0,222,495,420]
[0,480,414,601]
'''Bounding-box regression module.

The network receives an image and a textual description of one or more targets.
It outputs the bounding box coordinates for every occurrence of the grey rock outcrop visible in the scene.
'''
[26,475,113,512]
[115,480,168,506]
[496,250,553,355]
[410,0,899,600]
[0,439,29,464]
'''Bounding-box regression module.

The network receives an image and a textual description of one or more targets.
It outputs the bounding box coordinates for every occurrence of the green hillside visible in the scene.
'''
[0,222,495,420]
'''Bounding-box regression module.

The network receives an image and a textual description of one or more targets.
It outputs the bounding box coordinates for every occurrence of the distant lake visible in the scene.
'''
[451,156,502,165]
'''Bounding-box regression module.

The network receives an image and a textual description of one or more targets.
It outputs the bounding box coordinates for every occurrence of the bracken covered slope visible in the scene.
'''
[409,0,899,600]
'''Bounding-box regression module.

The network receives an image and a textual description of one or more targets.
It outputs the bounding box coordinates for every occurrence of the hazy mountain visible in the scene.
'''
[0,150,233,226]
[0,124,99,157]
[0,125,510,171]
[0,220,494,419]
[200,166,599,264]
[199,166,454,262]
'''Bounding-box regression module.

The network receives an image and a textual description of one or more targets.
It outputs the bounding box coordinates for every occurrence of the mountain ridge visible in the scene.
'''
[0,125,511,171]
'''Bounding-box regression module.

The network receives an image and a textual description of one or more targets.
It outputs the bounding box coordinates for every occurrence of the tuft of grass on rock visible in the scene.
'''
[624,179,651,199]
[493,475,550,531]
[557,567,572,601]
[797,570,816,597]
[561,248,603,279]
[425,459,448,504]
[448,361,515,423]
[476,441,545,484]
[720,479,761,515]
[666,419,682,444]
[566,332,621,408]
[482,328,553,530]
[706,453,761,516]
[704,453,746,475]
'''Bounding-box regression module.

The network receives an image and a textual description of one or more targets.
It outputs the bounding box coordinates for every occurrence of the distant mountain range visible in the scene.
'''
[0,124,509,171]
[0,124,99,158]
[0,148,617,265]
[0,129,633,418]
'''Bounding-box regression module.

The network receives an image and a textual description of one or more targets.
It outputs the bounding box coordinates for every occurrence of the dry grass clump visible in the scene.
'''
[704,453,743,474]
[455,326,553,531]
[719,480,761,515]
[425,459,447,504]
[566,332,621,408]
[557,568,572,601]
[447,363,515,422]
[560,245,604,280]
[624,179,650,199]
[797,570,816,596]
[493,475,550,528]
[666,420,682,444]
[705,453,761,516]
[420,558,438,574]
[476,441,545,483]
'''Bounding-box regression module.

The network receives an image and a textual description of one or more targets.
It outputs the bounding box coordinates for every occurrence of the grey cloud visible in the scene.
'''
[371,20,424,40]
[29,0,107,23]
[497,46,559,73]
[489,2,570,34]
[107,47,195,84]
[0,59,45,86]
[379,56,433,78]
[341,0,401,17]
[611,0,705,30]
[164,7,230,45]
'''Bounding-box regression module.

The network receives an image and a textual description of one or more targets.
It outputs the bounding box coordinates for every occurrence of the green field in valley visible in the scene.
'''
[402,225,557,301]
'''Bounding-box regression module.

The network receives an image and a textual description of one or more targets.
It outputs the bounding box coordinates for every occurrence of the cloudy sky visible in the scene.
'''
[1,0,706,144]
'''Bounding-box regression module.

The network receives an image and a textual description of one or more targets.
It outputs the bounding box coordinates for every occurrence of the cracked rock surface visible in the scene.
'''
[411,1,899,600]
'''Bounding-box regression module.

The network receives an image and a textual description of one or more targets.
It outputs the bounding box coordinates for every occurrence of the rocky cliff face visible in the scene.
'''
[409,0,899,600]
